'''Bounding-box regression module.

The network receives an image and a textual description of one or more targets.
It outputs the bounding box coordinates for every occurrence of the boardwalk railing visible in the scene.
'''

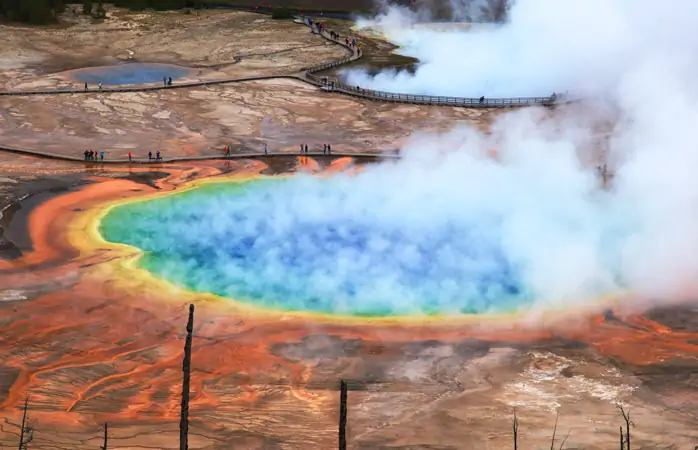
[298,17,559,108]
[0,75,296,97]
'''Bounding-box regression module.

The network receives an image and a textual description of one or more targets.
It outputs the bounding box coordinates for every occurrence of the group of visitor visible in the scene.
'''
[83,150,104,161]
[163,77,173,86]
[298,143,332,154]
[148,151,162,161]
[84,82,104,91]
[82,150,162,162]
[305,16,360,56]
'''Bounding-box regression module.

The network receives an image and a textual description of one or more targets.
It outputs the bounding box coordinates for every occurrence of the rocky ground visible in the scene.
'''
[0,7,697,450]
[0,7,344,91]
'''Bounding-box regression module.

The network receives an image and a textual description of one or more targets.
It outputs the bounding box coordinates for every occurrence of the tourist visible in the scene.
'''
[299,144,304,154]
[148,151,152,161]
[156,150,161,161]
[168,77,172,86]
[84,82,88,91]
[98,81,102,91]
[224,146,230,157]
[479,96,485,104]
[264,143,268,155]
[163,77,167,86]
[323,144,327,154]
[128,151,132,162]
[327,144,331,154]
[100,151,104,161]
[304,144,308,154]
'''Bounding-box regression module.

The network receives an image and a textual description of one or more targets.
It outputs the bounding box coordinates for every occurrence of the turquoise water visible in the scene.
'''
[73,63,191,86]
[100,178,533,317]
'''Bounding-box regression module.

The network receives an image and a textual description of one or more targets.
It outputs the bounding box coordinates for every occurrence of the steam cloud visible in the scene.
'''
[345,0,698,98]
[103,0,698,316]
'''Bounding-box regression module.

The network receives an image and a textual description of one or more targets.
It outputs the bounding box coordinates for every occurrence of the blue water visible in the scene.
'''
[100,179,533,317]
[73,63,191,86]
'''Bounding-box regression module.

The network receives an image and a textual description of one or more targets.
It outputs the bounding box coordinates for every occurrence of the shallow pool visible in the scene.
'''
[72,63,193,86]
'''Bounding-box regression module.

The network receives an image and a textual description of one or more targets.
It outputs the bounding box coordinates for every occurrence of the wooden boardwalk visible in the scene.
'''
[0,14,560,108]
[0,144,398,164]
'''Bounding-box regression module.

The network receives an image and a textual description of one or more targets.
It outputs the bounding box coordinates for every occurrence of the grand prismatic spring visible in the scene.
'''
[99,177,530,317]
[2,2,698,449]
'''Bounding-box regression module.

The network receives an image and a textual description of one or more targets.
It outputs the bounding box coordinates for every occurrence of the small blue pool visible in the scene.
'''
[72,63,193,86]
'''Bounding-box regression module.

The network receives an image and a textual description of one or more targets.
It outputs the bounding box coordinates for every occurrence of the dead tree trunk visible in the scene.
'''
[550,409,559,450]
[512,410,518,450]
[179,304,195,450]
[619,426,624,450]
[339,379,348,450]
[17,396,27,450]
[101,422,108,450]
[617,404,633,450]
[17,396,33,450]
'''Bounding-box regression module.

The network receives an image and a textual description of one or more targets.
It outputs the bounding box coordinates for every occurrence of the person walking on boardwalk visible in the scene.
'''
[479,96,485,104]
[128,151,132,162]
[84,150,89,160]
[163,77,167,86]
[323,144,327,154]
[264,143,268,155]
[98,81,103,91]
[224,146,230,157]
[300,144,304,154]
[148,151,153,161]
[156,150,161,161]
[84,82,88,91]
[100,151,104,161]
[327,144,331,155]
[304,144,308,154]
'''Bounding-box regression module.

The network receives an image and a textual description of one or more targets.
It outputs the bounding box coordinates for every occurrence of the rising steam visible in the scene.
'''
[345,0,698,98]
[102,0,698,316]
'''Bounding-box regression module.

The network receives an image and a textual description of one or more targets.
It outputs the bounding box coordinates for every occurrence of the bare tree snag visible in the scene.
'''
[339,379,348,450]
[179,304,195,450]
[550,409,559,450]
[619,425,624,450]
[100,422,108,450]
[617,404,634,450]
[512,410,518,450]
[17,396,34,450]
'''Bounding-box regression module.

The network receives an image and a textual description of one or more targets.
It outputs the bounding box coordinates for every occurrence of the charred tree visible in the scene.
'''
[100,422,108,450]
[617,404,634,450]
[339,379,348,450]
[512,410,518,450]
[619,426,624,450]
[17,396,34,450]
[549,409,559,450]
[179,304,195,450]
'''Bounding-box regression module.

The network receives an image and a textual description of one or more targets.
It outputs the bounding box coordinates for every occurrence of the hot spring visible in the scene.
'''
[99,177,538,317]
[71,63,193,86]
